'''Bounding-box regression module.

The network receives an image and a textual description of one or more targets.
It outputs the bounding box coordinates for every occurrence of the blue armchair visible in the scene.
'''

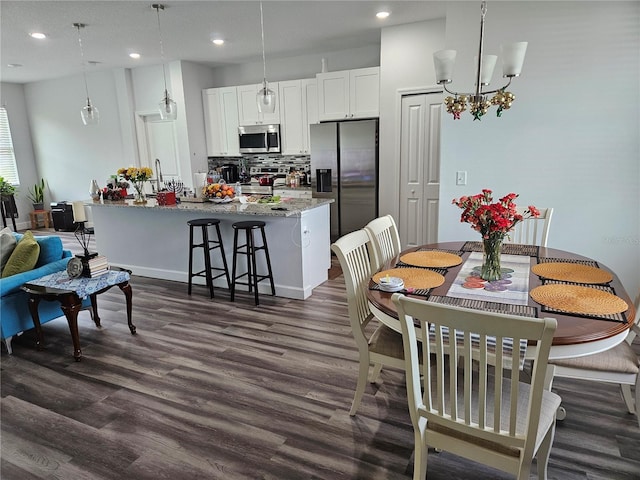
[0,233,90,354]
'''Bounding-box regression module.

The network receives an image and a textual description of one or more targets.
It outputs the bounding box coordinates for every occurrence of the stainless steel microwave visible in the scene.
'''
[238,124,281,154]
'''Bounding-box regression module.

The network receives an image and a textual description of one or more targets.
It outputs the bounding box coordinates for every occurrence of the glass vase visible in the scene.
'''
[133,182,147,204]
[481,235,503,281]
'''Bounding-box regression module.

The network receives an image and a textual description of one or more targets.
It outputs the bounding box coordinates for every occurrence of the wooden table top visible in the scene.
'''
[367,241,636,348]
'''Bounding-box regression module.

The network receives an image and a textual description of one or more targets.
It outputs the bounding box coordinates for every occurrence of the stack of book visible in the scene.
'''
[83,255,110,277]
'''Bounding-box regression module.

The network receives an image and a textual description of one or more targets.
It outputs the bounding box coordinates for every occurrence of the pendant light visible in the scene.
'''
[256,1,276,114]
[73,23,99,125]
[433,1,527,120]
[153,4,177,120]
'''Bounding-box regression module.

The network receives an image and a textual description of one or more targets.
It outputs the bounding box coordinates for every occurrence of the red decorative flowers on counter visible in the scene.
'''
[452,189,539,240]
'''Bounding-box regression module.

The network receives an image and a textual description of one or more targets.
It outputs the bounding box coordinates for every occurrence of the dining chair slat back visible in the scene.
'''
[549,290,640,426]
[331,229,406,416]
[364,215,402,272]
[507,207,553,247]
[392,294,560,480]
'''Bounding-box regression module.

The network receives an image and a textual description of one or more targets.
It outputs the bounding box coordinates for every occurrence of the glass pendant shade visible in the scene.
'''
[474,55,498,85]
[159,90,177,120]
[256,82,276,114]
[501,42,528,77]
[81,100,99,125]
[433,50,457,84]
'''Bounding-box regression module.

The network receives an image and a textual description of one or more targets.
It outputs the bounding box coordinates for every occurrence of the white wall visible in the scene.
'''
[379,18,445,220]
[23,69,127,204]
[379,2,639,296]
[210,45,380,87]
[0,82,38,227]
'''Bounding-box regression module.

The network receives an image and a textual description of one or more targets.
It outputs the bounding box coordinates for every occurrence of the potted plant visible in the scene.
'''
[0,176,16,199]
[27,178,46,210]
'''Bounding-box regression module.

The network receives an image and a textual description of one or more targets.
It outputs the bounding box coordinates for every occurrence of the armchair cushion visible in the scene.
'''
[2,231,40,278]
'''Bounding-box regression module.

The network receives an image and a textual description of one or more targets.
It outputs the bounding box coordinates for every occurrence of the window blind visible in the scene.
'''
[0,107,20,185]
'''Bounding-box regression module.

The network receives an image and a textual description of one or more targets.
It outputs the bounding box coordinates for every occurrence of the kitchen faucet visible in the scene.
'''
[155,158,163,193]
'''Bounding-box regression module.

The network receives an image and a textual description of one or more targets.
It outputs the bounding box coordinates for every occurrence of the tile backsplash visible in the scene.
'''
[208,154,310,174]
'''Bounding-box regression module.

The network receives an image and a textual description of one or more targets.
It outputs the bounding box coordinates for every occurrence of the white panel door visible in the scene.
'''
[237,83,280,124]
[302,78,318,154]
[399,93,442,248]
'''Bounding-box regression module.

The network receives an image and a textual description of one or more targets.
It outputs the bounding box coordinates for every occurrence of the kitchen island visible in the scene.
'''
[89,197,332,299]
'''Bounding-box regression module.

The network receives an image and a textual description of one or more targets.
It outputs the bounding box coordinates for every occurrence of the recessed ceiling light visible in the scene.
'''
[376,11,390,19]
[212,39,224,46]
[7,63,23,68]
[29,32,47,39]
[129,53,141,59]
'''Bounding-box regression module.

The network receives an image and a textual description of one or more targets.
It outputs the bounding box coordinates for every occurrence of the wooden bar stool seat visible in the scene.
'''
[230,220,275,305]
[187,218,230,299]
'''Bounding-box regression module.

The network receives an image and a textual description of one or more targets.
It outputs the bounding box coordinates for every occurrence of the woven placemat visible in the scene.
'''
[462,241,539,257]
[427,295,537,318]
[400,251,463,268]
[538,257,599,268]
[530,284,628,316]
[532,262,613,284]
[372,268,445,290]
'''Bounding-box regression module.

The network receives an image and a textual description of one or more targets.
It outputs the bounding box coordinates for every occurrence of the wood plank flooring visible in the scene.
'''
[2,228,639,479]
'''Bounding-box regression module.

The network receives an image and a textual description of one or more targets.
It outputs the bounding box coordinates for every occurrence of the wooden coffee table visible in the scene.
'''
[21,266,135,361]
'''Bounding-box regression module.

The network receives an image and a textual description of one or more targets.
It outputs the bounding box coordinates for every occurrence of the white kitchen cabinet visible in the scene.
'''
[279,78,318,155]
[237,82,280,125]
[203,87,240,157]
[317,67,379,121]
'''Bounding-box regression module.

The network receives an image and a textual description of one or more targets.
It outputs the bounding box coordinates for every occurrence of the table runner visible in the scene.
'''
[26,270,130,299]
[447,252,530,306]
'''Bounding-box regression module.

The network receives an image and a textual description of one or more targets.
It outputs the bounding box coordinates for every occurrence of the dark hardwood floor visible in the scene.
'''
[1,228,639,479]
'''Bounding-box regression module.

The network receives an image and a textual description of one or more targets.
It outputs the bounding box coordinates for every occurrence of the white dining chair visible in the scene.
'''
[507,207,553,247]
[549,292,640,426]
[392,294,560,480]
[364,214,402,272]
[331,229,406,416]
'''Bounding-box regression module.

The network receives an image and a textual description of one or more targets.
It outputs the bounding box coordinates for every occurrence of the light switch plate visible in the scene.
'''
[456,171,467,186]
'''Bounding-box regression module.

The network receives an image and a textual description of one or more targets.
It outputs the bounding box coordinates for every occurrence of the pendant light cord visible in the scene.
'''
[75,24,91,104]
[260,1,267,86]
[155,5,169,95]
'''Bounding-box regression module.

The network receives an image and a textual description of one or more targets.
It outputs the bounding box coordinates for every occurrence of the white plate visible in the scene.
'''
[379,283,405,292]
[379,276,404,287]
[210,197,234,203]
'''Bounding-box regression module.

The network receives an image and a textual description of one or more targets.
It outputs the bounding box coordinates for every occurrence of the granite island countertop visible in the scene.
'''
[88,197,332,217]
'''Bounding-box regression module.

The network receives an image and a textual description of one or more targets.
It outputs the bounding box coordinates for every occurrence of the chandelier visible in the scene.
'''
[433,1,527,120]
[153,4,177,120]
[256,1,276,114]
[73,23,99,125]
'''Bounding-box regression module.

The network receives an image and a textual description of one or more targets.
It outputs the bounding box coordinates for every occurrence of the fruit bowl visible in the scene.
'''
[202,182,236,202]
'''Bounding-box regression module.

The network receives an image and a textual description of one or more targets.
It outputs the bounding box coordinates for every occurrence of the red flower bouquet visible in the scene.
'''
[452,189,539,280]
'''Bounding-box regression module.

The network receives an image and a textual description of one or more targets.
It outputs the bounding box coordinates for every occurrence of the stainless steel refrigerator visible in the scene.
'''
[310,119,378,242]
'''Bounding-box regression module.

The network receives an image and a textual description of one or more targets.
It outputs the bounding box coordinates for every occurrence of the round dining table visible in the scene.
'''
[367,241,636,361]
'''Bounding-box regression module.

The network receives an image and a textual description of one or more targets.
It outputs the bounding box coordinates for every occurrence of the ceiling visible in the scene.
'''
[0,1,448,84]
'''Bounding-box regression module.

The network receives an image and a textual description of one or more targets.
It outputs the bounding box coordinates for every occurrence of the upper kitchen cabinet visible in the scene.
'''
[203,87,240,157]
[317,67,380,121]
[237,83,281,125]
[279,78,318,155]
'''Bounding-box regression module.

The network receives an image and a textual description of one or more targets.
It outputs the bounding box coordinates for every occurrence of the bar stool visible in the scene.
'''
[230,220,275,305]
[187,218,230,298]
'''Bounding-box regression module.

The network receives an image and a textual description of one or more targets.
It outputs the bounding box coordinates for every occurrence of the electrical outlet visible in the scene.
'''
[456,171,467,186]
